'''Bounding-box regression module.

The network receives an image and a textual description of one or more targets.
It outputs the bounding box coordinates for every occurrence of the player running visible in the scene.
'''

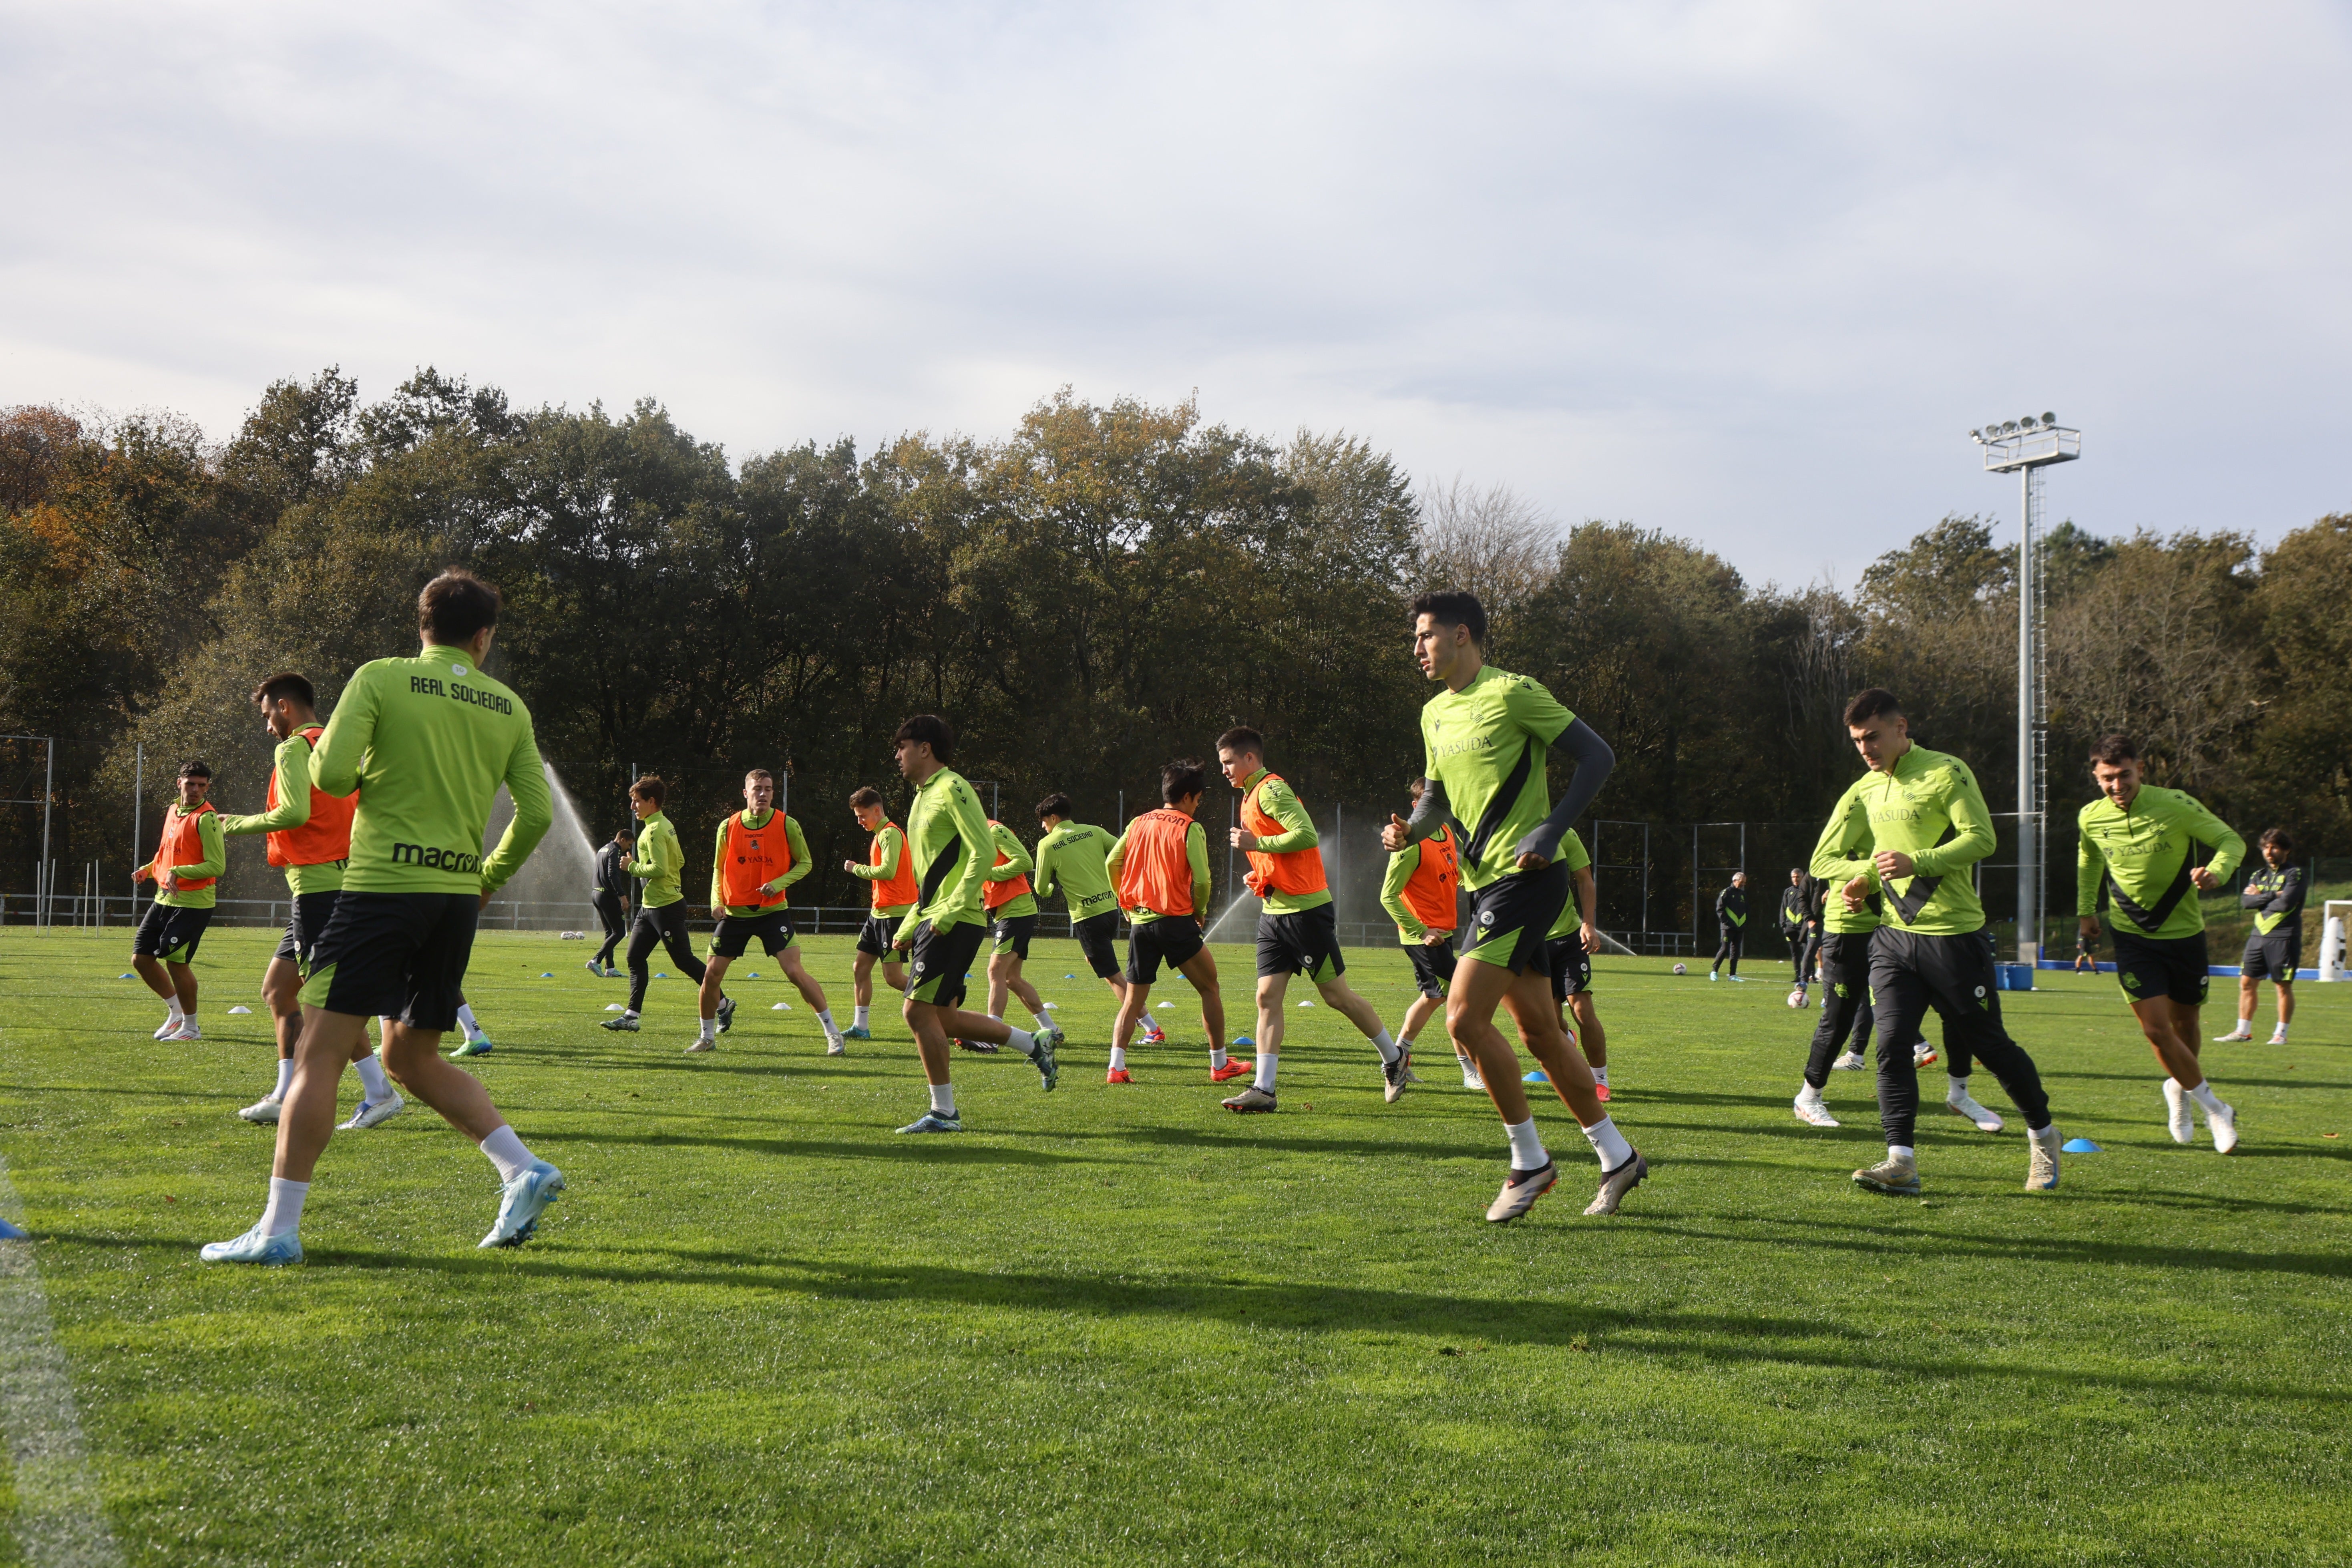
[2075,734,2245,1152]
[842,786,915,1039]
[887,715,1061,1133]
[131,761,222,1042]
[1544,827,1612,1102]
[1218,726,1411,1110]
[1812,689,2062,1195]
[1778,868,1819,1001]
[1378,778,1467,1086]
[1707,872,1749,981]
[694,769,843,1056]
[601,775,722,1036]
[1035,795,1164,1047]
[589,827,632,977]
[1104,761,1227,1083]
[981,818,1055,1040]
[215,672,404,1130]
[2073,923,2099,975]
[201,569,561,1263]
[2220,828,2302,1045]
[1382,591,1644,1222]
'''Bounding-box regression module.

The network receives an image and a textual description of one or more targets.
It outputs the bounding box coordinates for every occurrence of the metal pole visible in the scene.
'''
[2017,466,2039,963]
[133,743,143,901]
[1333,802,1342,921]
[40,739,53,928]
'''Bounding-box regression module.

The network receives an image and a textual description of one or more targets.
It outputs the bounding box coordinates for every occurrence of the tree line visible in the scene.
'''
[3,369,2344,929]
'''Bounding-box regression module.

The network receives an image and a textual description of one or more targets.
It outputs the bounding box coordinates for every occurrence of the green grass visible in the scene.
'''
[1,927,2348,1566]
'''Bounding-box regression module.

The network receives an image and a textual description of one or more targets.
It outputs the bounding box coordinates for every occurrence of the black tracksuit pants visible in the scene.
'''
[1866,926,2050,1144]
[627,900,709,1012]
[1712,923,1743,975]
[593,890,628,968]
[1803,932,1876,1089]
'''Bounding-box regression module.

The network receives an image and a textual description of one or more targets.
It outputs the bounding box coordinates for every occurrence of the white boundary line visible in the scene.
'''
[0,1155,123,1568]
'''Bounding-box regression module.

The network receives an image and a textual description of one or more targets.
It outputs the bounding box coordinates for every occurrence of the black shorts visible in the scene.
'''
[1459,864,1568,977]
[993,913,1037,959]
[1404,935,1455,1000]
[710,909,795,960]
[2241,931,2302,981]
[133,901,212,964]
[300,891,478,1032]
[1074,911,1123,979]
[905,919,987,1009]
[273,890,343,974]
[1128,916,1205,985]
[1256,903,1345,982]
[1547,932,1592,1000]
[857,912,907,959]
[2111,927,2210,1007]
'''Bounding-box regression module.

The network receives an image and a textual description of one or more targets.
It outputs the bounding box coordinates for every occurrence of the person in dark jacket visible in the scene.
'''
[1710,872,1749,981]
[588,828,633,977]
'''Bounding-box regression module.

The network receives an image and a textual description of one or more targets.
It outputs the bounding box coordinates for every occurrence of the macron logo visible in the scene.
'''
[391,842,484,873]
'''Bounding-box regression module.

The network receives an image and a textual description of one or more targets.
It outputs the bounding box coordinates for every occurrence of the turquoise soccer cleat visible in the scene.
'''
[199,1224,304,1265]
[479,1160,565,1248]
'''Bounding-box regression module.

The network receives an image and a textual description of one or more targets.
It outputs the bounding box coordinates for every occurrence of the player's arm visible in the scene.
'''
[169,812,227,889]
[1386,778,1452,849]
[1031,835,1059,903]
[1185,821,1212,923]
[631,821,668,882]
[2076,808,2106,932]
[1573,862,1598,947]
[2272,866,2305,913]
[219,737,312,836]
[709,820,730,909]
[776,816,814,891]
[1248,778,1318,853]
[1514,711,1615,866]
[847,825,895,880]
[482,724,553,894]
[1379,846,1425,941]
[985,822,1033,882]
[308,663,379,797]
[2178,797,2245,889]
[945,785,994,918]
[1908,764,1996,877]
[1808,786,1878,908]
[1105,825,1130,888]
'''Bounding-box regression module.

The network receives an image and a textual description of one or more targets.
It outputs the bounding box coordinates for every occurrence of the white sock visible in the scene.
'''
[181,1011,199,1028]
[1505,1118,1548,1170]
[1580,1114,1633,1170]
[1592,1064,1608,1087]
[1253,1053,1279,1092]
[165,998,186,1022]
[816,1008,839,1036]
[622,1009,639,1020]
[2189,1080,2225,1114]
[260,1176,308,1236]
[2235,1016,2253,1034]
[1210,1045,1229,1069]
[479,1125,534,1183]
[1460,1053,1482,1084]
[929,1082,955,1116]
[989,1011,1005,1023]
[699,1016,718,1042]
[1397,1033,1415,1052]
[271,1058,295,1098]
[1796,1082,1823,1104]
[1370,1027,1399,1064]
[1946,1075,1970,1102]
[354,1054,392,1101]
[1889,1143,1916,1164]
[1109,1045,1128,1071]
[457,1003,485,1041]
[853,1005,870,1029]
[2271,1023,2289,1039]
[1005,1026,1037,1057]
[1031,1011,1052,1033]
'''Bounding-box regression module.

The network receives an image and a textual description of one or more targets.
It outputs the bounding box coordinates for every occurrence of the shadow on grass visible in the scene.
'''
[1641,1213,2352,1281]
[526,1127,1116,1166]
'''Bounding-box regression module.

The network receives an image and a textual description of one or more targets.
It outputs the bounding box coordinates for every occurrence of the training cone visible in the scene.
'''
[1298,1000,1315,1007]
[118,972,135,979]
[771,1002,789,1010]
[0,1220,26,1240]
[1522,1069,1550,1084]
[1158,1001,1175,1009]
[541,972,554,978]
[604,1003,624,1012]
[226,1005,253,1015]
[2061,1137,2103,1154]
[1063,973,1075,979]
[656,972,669,979]
[1232,1035,1254,1048]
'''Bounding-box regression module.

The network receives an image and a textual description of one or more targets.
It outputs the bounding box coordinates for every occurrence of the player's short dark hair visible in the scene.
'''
[2261,826,2296,854]
[1842,688,1903,727]
[630,774,665,807]
[176,759,212,780]
[848,785,884,809]
[893,714,955,764]
[418,567,501,645]
[1162,759,1209,804]
[2088,733,2140,766]
[1410,590,1487,645]
[1408,776,1430,804]
[251,671,315,710]
[1789,866,1804,876]
[614,828,633,843]
[744,768,773,784]
[1215,726,1264,759]
[1036,792,1073,822]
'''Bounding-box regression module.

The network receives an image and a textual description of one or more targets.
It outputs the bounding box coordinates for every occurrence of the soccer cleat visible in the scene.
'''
[2268,1030,2288,1046]
[479,1160,565,1248]
[1831,1051,1868,1071]
[955,1037,1001,1053]
[1222,1085,1278,1114]
[1459,1059,1485,1090]
[1106,1068,1134,1084]
[1030,1024,1062,1090]
[684,1038,715,1054]
[153,1015,183,1040]
[842,1025,873,1040]
[1485,1161,1558,1222]
[584,960,604,979]
[1584,1151,1647,1215]
[2025,1125,2061,1190]
[896,1110,963,1134]
[1382,1049,1414,1104]
[2213,1027,2254,1042]
[448,1035,491,1058]
[1853,1154,1922,1196]
[601,1015,640,1033]
[1730,975,1747,983]
[341,1092,407,1130]
[2205,1099,2239,1154]
[826,1036,847,1057]
[1139,1018,1167,1045]
[237,1095,283,1124]
[1593,1081,1612,1102]
[1793,1092,1840,1128]
[1946,1090,2004,1132]
[199,1224,303,1265]
[716,997,738,1034]
[1707,972,1720,982]
[2163,1079,2194,1144]
[1912,1041,1937,1068]
[170,1022,202,1041]
[1210,1057,1253,1084]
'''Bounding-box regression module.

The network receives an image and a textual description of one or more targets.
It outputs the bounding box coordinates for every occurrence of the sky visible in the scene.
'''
[4,1,2347,587]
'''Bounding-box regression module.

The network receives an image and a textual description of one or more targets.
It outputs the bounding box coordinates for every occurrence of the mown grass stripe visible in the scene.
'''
[0,1156,121,1568]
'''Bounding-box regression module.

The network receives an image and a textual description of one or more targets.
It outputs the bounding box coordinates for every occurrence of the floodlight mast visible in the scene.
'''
[1968,415,2081,965]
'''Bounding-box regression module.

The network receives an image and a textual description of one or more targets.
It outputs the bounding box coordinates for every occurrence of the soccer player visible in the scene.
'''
[981,818,1055,1039]
[1708,872,1749,981]
[1544,827,1612,1102]
[2220,828,2302,1045]
[1034,796,1164,1046]
[1381,591,1645,1222]
[1104,761,1226,1083]
[694,769,842,1056]
[131,761,223,1042]
[1777,868,1818,1001]
[1218,726,1412,1110]
[842,786,915,1039]
[215,672,404,1130]
[1378,778,1467,1086]
[1811,688,2063,1196]
[2075,734,2245,1152]
[201,568,561,1263]
[887,715,1062,1133]
[589,827,632,977]
[601,775,723,1035]
[2073,923,2099,975]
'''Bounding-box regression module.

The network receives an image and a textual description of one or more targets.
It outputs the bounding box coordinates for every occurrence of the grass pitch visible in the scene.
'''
[0,927,2348,1566]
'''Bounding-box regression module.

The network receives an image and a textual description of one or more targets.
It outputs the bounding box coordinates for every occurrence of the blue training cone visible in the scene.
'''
[540,972,554,978]
[1522,1069,1550,1084]
[119,973,135,979]
[1232,1035,1255,1049]
[0,1220,28,1240]
[2061,1137,2103,1154]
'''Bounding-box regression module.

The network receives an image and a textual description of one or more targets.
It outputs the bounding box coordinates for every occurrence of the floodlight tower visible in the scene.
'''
[1969,413,2081,965]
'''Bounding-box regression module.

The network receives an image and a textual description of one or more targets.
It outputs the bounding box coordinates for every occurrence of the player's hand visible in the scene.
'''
[2189,866,2219,891]
[1423,930,1448,947]
[1381,813,1410,851]
[842,859,860,874]
[160,870,182,891]
[1873,850,1915,880]
[1840,875,1870,912]
[1228,827,1254,850]
[1515,850,1552,872]
[1580,922,1598,952]
[620,855,634,872]
[2079,915,2099,939]
[478,889,494,911]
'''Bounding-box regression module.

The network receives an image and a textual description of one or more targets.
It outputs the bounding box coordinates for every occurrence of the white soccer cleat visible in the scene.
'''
[199,1224,303,1265]
[237,1095,283,1124]
[2163,1079,2194,1145]
[2213,1027,2254,1043]
[1910,1041,1936,1067]
[340,1092,407,1130]
[2025,1125,2061,1191]
[479,1160,565,1248]
[1946,1090,2004,1133]
[2268,1030,2288,1046]
[169,1022,201,1041]
[2205,1099,2239,1154]
[1831,1051,1867,1071]
[1792,1091,1840,1128]
[153,1015,183,1040]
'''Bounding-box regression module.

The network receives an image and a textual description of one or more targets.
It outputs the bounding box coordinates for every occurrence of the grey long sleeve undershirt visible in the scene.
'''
[1405,717,1616,867]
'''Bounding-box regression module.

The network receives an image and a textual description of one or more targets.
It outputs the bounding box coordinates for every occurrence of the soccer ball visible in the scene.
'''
[1671,962,1688,975]
[1787,987,1808,1009]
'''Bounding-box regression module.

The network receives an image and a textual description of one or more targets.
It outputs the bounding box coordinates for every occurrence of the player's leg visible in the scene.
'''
[243,950,306,1122]
[693,951,735,1052]
[2272,975,2294,1041]
[1795,937,1864,1126]
[1853,932,1930,1193]
[852,949,877,1012]
[991,920,1049,1032]
[1920,933,2062,1179]
[776,937,846,1052]
[607,909,660,1030]
[1176,945,1225,1058]
[1307,929,1411,1099]
[1239,966,1292,1107]
[1709,927,1730,979]
[2223,967,2260,1041]
[1452,955,1643,1220]
[1108,977,1150,1081]
[591,892,623,975]
[895,922,1055,1130]
[661,903,712,989]
[1111,923,1161,1080]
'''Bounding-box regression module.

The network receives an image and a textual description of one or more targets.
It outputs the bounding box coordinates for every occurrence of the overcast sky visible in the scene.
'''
[4,2,2346,586]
